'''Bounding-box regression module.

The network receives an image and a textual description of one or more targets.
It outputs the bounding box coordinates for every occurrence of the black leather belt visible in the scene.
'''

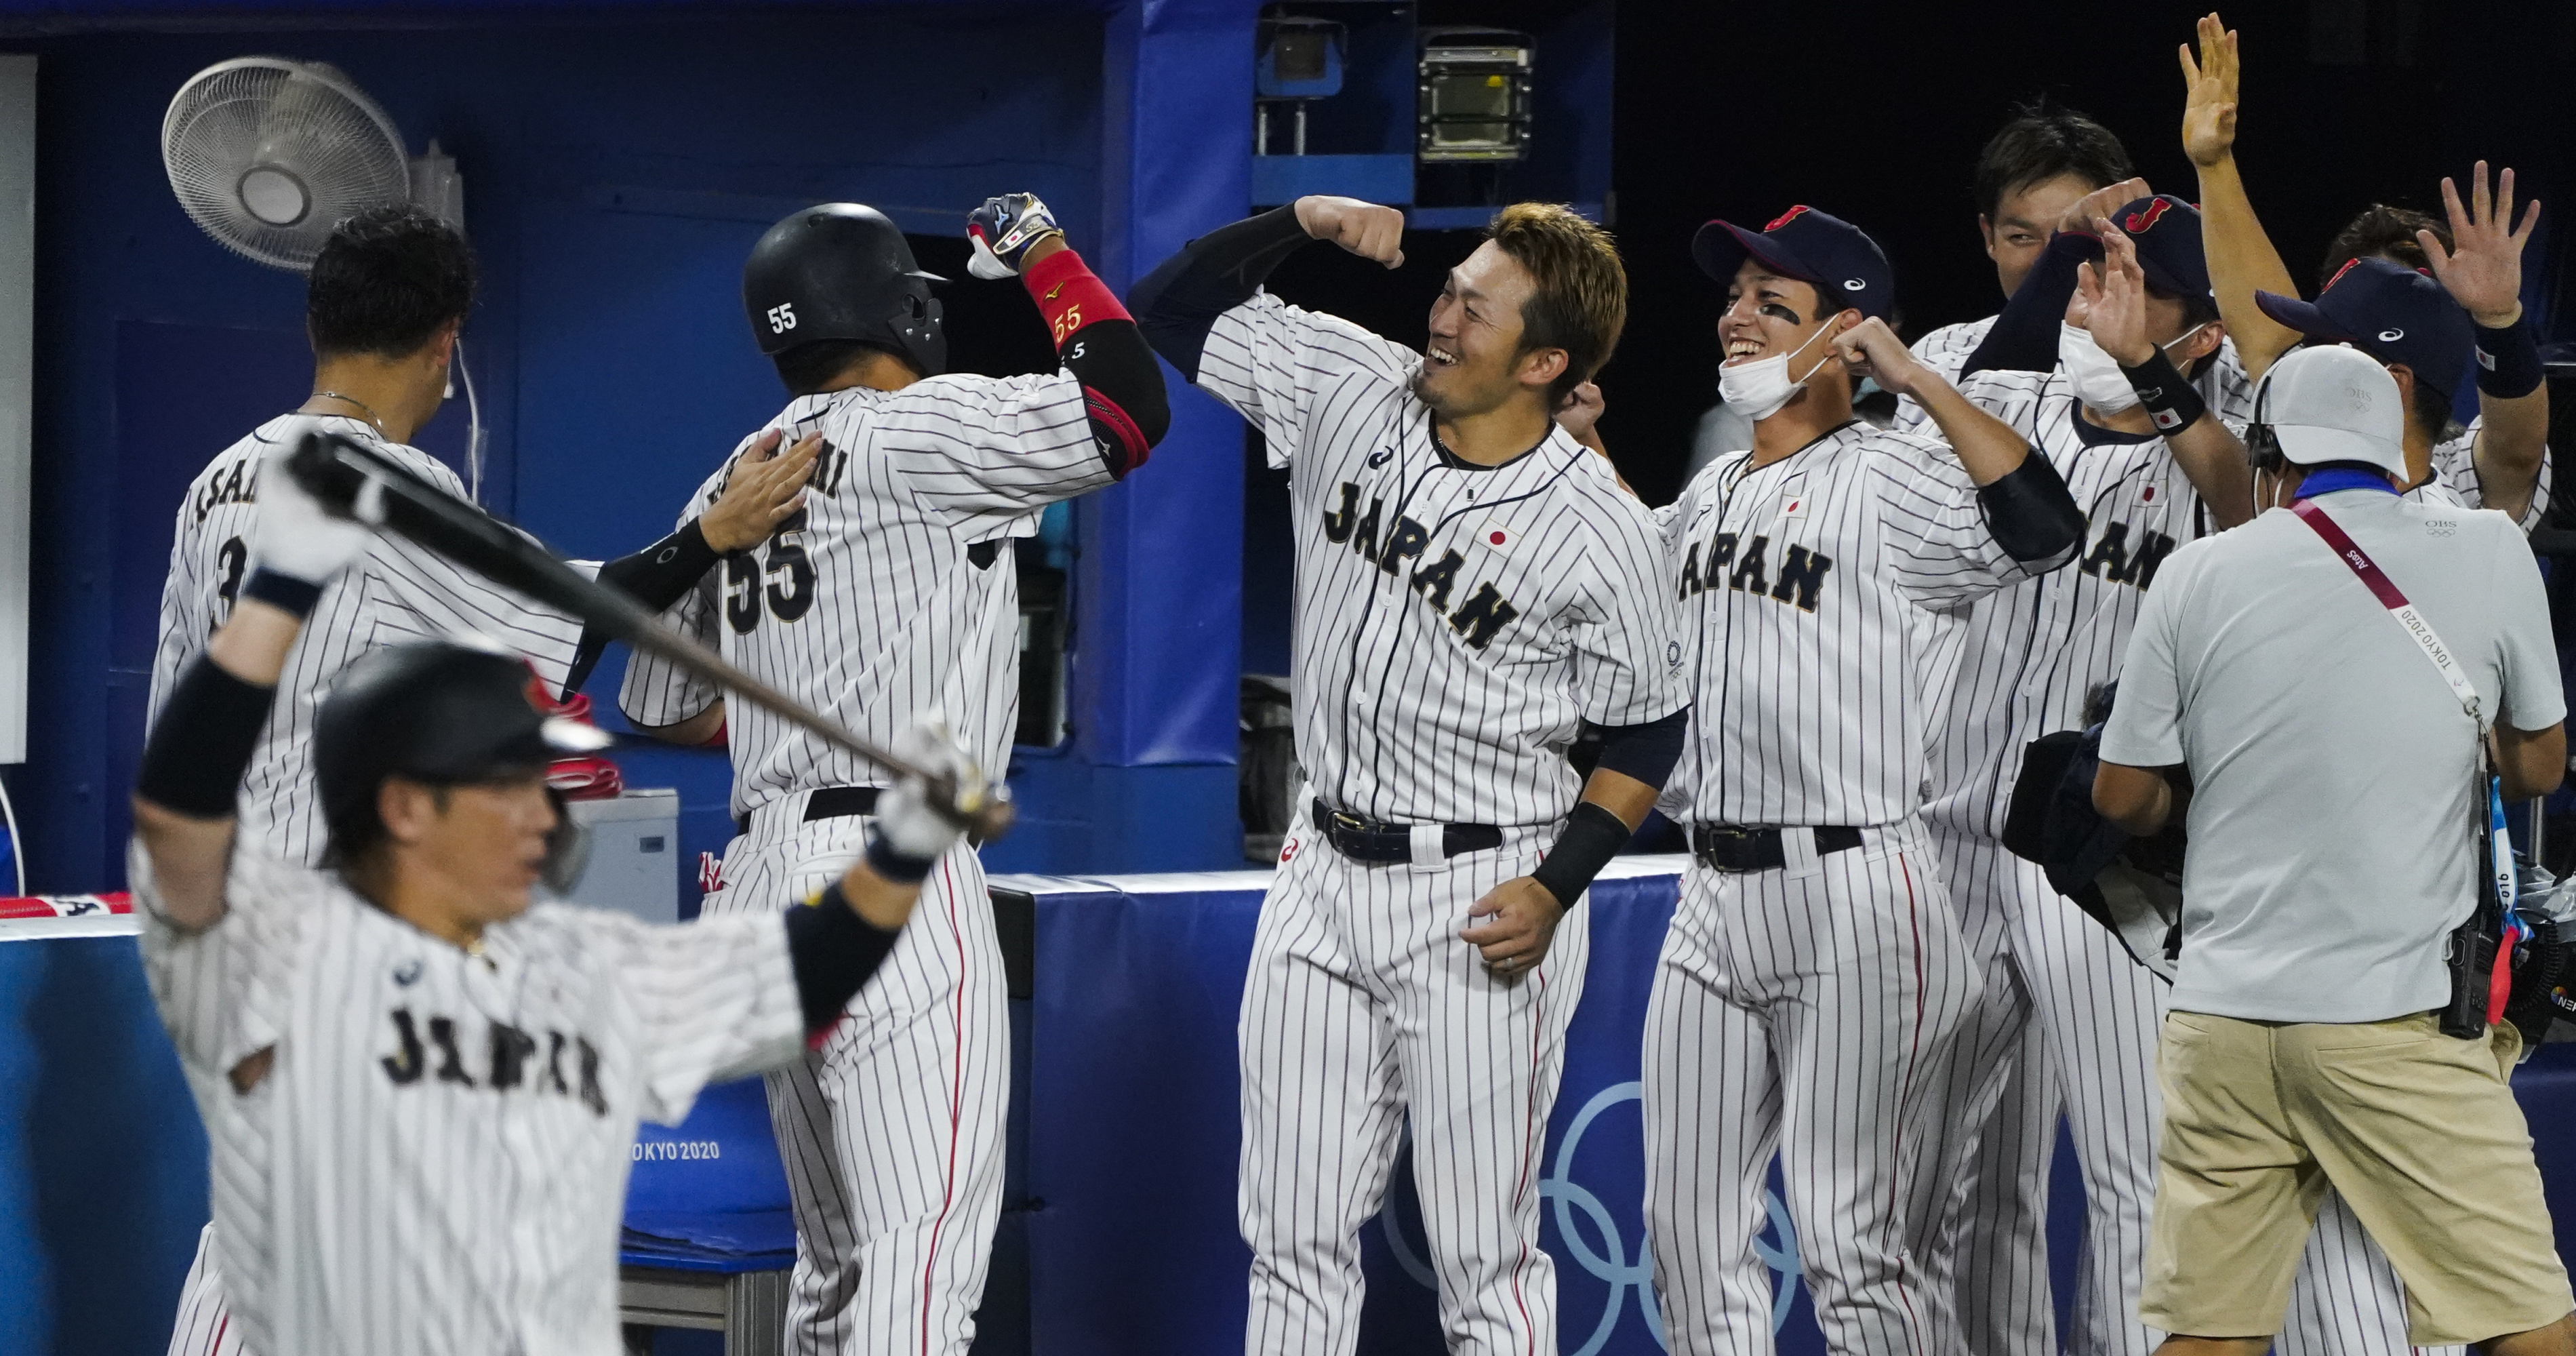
[737,785,881,836]
[1691,824,1866,873]
[1312,799,1503,864]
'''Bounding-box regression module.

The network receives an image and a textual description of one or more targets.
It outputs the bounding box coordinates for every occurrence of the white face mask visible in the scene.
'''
[1718,320,1840,422]
[2059,321,2211,414]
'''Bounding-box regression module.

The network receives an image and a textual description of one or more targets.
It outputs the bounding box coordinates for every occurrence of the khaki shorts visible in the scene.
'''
[2143,1010,2573,1346]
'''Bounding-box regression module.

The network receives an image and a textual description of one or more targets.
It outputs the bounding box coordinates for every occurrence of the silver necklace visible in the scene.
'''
[308,389,387,436]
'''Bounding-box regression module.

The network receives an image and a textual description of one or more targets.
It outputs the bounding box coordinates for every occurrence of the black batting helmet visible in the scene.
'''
[315,641,609,885]
[743,203,948,378]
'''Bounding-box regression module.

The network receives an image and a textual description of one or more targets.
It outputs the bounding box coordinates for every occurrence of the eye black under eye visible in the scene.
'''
[1757,302,1803,323]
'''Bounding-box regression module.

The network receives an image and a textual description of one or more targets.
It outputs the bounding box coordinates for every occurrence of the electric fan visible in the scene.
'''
[161,56,411,271]
[161,58,490,501]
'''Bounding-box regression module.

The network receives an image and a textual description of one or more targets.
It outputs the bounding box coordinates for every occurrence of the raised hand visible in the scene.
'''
[2423,161,2541,327]
[2080,222,2157,366]
[702,430,822,553]
[1554,380,1606,442]
[2058,177,2154,238]
[966,193,1066,280]
[1293,195,1405,269]
[1831,317,1934,399]
[2179,13,2240,169]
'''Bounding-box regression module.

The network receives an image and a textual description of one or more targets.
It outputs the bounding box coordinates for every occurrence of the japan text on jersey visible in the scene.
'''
[1195,292,1684,829]
[1662,422,2066,829]
[1919,369,2216,841]
[134,843,802,1356]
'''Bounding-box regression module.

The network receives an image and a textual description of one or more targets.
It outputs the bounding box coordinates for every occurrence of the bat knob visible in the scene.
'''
[963,789,1018,846]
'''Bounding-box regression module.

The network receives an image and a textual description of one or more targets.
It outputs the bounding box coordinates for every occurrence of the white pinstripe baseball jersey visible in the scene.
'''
[148,414,585,865]
[618,376,1110,815]
[1895,316,2259,434]
[1659,421,2066,828]
[2421,416,2552,530]
[133,842,805,1356]
[1194,292,1683,828]
[1919,370,2218,840]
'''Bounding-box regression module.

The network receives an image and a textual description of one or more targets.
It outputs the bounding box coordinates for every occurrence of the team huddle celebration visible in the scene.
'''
[96,5,2570,1356]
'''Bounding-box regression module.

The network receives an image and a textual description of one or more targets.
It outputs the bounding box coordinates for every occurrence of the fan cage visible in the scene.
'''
[162,56,411,271]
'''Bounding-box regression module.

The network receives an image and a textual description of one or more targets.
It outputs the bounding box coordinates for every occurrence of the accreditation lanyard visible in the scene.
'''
[2291,496,2524,1020]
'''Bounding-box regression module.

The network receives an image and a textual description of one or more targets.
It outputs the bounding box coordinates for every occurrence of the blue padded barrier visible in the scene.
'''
[14,870,2576,1355]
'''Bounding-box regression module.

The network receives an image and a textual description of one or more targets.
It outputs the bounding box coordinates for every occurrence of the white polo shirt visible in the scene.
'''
[2103,487,2564,1022]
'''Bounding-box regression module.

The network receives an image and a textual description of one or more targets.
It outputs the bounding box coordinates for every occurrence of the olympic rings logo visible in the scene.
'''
[1376,1081,1803,1353]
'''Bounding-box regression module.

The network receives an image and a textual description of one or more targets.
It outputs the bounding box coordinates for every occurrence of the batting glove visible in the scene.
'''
[249,420,377,589]
[965,193,1064,280]
[864,713,986,881]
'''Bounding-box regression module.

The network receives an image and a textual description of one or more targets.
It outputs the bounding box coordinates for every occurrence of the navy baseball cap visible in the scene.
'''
[2255,257,2472,399]
[2101,195,2211,303]
[1693,205,1894,320]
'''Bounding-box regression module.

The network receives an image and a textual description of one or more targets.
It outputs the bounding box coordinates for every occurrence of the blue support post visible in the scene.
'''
[1058,0,1255,871]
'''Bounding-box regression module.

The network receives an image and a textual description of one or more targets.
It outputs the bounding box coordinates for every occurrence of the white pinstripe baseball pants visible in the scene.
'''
[704,802,1008,1356]
[163,1224,246,1356]
[1917,828,2457,1356]
[1643,816,1981,1356]
[1239,806,1586,1356]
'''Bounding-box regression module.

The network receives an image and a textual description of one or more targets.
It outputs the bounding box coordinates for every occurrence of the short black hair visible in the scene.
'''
[2322,203,2449,289]
[1973,99,2134,222]
[2407,371,2462,443]
[772,338,917,396]
[305,205,476,359]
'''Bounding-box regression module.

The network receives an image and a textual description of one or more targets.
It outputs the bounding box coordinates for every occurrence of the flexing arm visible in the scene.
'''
[134,451,369,930]
[969,193,1171,475]
[2182,15,2303,379]
[2421,164,2549,524]
[2083,221,2256,528]
[1129,196,1405,380]
[1845,317,2087,563]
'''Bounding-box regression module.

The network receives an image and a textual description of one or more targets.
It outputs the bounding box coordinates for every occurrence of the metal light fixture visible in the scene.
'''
[1255,14,1346,157]
[1416,27,1533,163]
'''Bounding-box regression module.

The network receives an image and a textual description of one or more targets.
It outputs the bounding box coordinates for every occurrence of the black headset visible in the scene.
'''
[2244,366,2287,476]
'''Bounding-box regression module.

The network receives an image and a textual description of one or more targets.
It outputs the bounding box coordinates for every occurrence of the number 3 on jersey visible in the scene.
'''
[725,512,814,633]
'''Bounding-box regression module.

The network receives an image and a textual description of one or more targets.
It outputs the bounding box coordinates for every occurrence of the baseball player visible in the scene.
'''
[131,450,976,1356]
[1897,111,2255,441]
[2184,16,2550,528]
[1130,196,1686,1356]
[1895,100,2135,425]
[1641,205,2087,1356]
[150,204,817,1356]
[619,195,1167,1356]
[1908,199,2259,1356]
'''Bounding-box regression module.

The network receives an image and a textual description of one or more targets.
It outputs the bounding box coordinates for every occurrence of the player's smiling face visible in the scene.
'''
[1719,264,1836,370]
[1415,241,1555,417]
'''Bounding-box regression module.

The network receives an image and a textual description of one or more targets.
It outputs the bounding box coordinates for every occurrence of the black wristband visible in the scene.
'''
[136,657,276,817]
[2116,348,2207,435]
[783,881,905,1035]
[239,568,324,619]
[2474,317,2544,400]
[597,519,722,614]
[864,828,936,884]
[1530,802,1633,909]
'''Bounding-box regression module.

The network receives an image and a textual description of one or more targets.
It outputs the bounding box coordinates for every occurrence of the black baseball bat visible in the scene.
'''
[283,430,1015,842]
